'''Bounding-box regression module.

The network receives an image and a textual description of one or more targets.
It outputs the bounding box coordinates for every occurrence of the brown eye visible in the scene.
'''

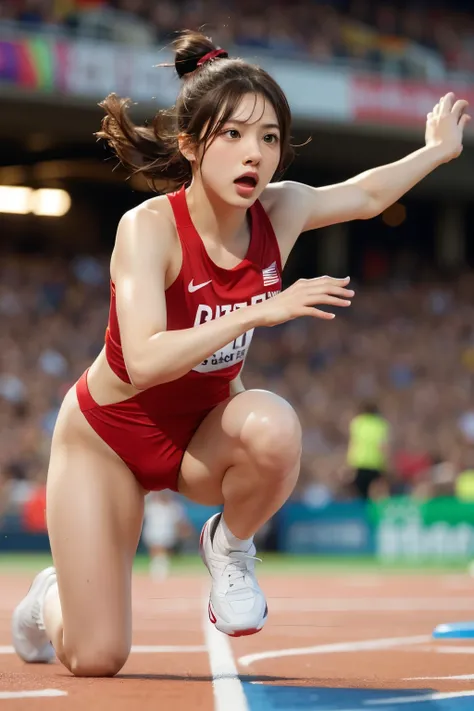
[224,129,240,139]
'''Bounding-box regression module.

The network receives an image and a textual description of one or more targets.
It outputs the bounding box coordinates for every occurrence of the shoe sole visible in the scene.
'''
[11,567,56,663]
[200,516,268,638]
[208,599,268,637]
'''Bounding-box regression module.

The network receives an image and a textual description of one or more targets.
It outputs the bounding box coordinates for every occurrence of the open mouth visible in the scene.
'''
[234,175,258,188]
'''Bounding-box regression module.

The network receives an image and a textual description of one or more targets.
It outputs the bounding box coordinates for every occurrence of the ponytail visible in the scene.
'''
[95,94,190,192]
[96,30,293,191]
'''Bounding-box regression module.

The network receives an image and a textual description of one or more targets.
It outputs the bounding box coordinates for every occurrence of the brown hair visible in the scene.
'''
[96,30,294,192]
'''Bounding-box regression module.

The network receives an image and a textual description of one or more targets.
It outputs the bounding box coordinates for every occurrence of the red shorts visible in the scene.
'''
[75,369,218,491]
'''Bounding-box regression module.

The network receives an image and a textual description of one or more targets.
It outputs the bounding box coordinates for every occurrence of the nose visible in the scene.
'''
[243,137,262,166]
[243,151,261,166]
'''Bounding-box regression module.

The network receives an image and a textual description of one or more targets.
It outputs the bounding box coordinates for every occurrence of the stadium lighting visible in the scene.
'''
[0,186,33,214]
[31,189,71,217]
[0,187,71,217]
[382,202,407,227]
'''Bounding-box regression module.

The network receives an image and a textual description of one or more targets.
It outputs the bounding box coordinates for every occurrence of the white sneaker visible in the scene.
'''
[200,513,268,637]
[11,567,57,663]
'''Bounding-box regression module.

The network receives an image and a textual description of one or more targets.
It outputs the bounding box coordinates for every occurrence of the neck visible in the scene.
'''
[185,178,248,246]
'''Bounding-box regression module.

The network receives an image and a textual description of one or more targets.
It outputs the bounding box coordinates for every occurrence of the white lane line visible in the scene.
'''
[0,644,205,655]
[405,674,474,681]
[415,644,474,655]
[202,600,249,711]
[365,690,474,705]
[266,598,474,612]
[134,597,474,613]
[0,690,67,700]
[238,635,430,667]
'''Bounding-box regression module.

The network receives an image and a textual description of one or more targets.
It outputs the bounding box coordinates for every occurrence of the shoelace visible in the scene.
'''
[225,551,262,589]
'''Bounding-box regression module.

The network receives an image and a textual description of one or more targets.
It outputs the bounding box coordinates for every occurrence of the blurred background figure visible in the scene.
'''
[141,491,192,581]
[346,402,390,500]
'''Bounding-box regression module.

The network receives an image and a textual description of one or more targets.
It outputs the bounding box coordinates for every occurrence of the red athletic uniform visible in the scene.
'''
[76,186,282,491]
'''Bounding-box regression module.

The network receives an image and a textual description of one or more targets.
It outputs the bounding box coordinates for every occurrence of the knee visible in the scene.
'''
[66,643,129,678]
[241,392,302,474]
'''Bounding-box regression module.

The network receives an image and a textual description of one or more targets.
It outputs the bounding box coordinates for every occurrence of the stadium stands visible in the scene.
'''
[2,0,474,79]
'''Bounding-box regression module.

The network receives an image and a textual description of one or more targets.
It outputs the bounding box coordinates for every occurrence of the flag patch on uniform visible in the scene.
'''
[262,261,280,286]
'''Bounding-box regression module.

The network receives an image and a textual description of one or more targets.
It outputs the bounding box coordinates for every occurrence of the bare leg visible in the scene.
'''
[178,389,301,538]
[43,387,144,677]
[178,389,301,636]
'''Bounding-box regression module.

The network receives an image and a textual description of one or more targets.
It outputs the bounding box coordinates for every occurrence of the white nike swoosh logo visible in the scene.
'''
[188,279,212,293]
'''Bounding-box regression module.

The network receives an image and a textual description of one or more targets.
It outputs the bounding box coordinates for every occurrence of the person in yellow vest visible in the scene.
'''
[347,402,390,499]
[455,469,474,502]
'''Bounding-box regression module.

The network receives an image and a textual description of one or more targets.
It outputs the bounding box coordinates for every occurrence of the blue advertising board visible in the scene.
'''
[275,501,375,555]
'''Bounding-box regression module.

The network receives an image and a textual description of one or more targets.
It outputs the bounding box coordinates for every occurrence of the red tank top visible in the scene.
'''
[105,185,282,413]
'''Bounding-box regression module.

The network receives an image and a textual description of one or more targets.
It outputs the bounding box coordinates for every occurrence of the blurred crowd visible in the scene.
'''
[244,270,474,505]
[2,0,474,78]
[2,253,474,523]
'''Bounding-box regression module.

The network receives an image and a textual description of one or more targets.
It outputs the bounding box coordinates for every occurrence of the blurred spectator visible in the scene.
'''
[22,481,47,532]
[455,467,474,501]
[346,401,390,500]
[4,0,474,79]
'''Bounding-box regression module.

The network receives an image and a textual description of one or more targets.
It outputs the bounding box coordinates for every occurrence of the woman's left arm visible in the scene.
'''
[267,93,470,258]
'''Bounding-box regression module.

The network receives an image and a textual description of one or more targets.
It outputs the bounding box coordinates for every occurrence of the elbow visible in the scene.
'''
[125,361,156,391]
[361,195,384,220]
[125,358,173,390]
[126,368,150,391]
[123,338,167,390]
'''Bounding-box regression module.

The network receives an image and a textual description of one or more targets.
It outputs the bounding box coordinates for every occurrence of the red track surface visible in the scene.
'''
[1,570,474,709]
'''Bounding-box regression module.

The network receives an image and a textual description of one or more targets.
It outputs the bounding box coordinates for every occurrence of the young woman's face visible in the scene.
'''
[195,92,282,207]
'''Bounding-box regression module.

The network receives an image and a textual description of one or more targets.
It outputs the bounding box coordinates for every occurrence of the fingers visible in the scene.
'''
[440,92,455,114]
[304,283,354,298]
[324,286,355,298]
[304,307,336,320]
[453,99,469,119]
[314,295,352,308]
[291,276,355,322]
[460,113,472,130]
[309,275,351,285]
[438,92,470,118]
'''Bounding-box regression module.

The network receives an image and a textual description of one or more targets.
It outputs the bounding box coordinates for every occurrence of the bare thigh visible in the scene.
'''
[47,386,145,671]
[178,389,301,505]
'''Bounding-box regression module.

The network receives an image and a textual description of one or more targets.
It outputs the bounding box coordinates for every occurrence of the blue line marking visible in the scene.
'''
[243,683,474,710]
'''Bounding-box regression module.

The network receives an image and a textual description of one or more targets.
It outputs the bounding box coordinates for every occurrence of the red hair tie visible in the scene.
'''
[197,49,228,66]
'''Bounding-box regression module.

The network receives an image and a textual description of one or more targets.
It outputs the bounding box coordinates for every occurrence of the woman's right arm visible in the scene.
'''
[113,206,354,390]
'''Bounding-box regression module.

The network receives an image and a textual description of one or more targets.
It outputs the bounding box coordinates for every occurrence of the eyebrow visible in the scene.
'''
[227,120,281,131]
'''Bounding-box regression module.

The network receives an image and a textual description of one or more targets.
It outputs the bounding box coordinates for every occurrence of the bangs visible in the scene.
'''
[202,86,263,149]
[178,61,294,175]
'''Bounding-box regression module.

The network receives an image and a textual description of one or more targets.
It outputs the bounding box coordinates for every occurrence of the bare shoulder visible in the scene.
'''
[259,181,290,213]
[111,194,179,279]
[116,194,176,244]
[259,181,307,229]
[258,182,309,264]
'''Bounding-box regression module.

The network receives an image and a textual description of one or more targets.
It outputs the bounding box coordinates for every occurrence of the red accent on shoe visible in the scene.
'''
[228,627,263,638]
[208,601,217,625]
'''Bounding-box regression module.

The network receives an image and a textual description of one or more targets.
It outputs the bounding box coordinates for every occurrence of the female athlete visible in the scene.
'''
[11,30,469,677]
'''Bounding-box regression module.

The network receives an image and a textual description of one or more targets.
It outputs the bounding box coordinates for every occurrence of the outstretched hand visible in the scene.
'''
[425,92,471,162]
[254,276,354,328]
